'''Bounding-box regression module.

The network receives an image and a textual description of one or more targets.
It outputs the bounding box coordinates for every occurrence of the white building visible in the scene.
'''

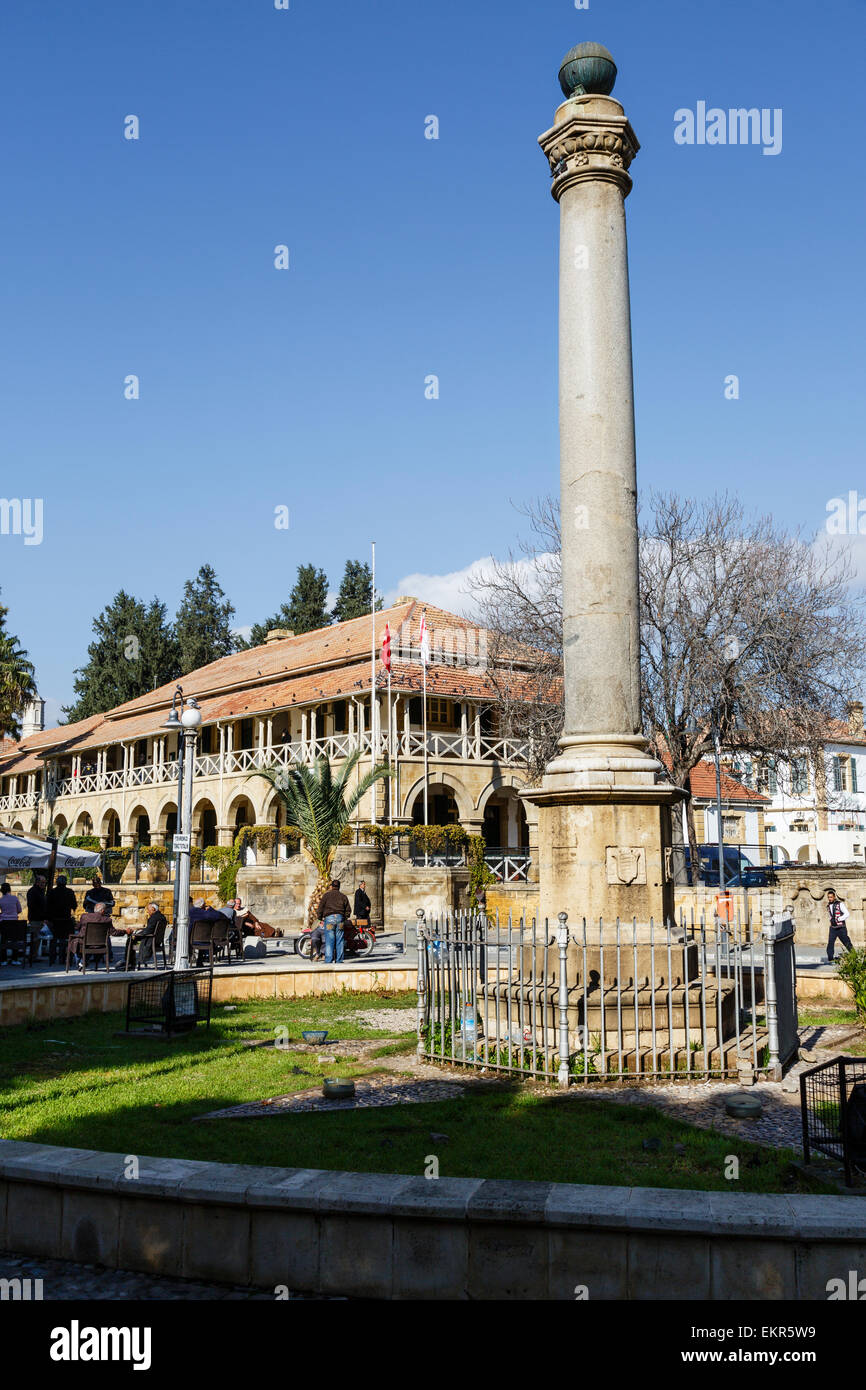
[725,703,866,865]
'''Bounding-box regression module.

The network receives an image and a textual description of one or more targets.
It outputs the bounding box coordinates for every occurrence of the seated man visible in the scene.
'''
[234,899,281,938]
[69,901,113,970]
[188,898,226,965]
[121,901,167,971]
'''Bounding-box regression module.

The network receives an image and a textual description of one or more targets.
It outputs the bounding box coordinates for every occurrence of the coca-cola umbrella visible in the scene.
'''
[0,832,100,873]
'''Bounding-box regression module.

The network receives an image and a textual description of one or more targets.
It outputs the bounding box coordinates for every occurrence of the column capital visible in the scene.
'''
[539,95,639,202]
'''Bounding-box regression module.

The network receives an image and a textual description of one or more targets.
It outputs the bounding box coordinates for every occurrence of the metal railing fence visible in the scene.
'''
[418,910,795,1086]
[800,1056,866,1187]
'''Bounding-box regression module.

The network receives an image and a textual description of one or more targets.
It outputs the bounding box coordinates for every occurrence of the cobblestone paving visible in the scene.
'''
[339,1007,418,1032]
[0,1250,326,1299]
[201,1075,465,1118]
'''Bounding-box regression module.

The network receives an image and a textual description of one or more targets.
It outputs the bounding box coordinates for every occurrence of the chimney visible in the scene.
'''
[265,628,293,644]
[21,696,45,739]
[848,700,864,736]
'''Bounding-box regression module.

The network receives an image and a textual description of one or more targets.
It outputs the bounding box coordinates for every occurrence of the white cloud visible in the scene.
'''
[384,558,495,618]
[385,552,559,618]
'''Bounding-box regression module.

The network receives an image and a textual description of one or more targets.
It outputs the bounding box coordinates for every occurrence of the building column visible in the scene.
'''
[523,43,683,926]
[461,702,469,758]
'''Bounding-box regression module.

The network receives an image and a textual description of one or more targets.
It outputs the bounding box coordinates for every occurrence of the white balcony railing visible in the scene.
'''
[0,792,38,812]
[45,730,529,801]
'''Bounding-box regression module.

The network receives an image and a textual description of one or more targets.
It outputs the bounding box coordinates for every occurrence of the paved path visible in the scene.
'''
[0,931,418,988]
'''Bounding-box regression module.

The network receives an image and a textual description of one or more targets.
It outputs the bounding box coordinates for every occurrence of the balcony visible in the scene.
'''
[0,792,38,812]
[44,730,530,800]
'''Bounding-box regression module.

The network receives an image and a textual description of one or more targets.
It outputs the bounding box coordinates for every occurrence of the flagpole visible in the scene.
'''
[371,541,377,827]
[387,668,393,824]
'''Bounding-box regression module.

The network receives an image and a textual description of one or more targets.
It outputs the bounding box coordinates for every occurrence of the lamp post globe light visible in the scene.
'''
[160,691,201,970]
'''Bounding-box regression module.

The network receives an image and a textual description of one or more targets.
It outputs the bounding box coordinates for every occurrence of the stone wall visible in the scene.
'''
[676,868,866,949]
[237,855,472,933]
[1,1140,862,1299]
[0,963,417,1026]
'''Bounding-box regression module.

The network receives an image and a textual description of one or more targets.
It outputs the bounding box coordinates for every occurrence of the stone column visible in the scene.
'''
[524,43,683,927]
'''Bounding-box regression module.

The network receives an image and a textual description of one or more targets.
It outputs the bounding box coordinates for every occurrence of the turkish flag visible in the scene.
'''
[381,622,392,673]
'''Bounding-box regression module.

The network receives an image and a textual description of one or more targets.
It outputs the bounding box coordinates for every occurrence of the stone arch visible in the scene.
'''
[11,820,24,834]
[478,784,528,850]
[192,797,218,849]
[401,771,473,824]
[100,807,121,847]
[74,810,94,837]
[154,798,179,837]
[52,813,69,837]
[225,791,258,836]
[474,773,527,817]
[127,803,151,846]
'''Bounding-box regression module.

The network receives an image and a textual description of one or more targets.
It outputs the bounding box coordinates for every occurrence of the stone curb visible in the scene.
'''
[1,1140,863,1240]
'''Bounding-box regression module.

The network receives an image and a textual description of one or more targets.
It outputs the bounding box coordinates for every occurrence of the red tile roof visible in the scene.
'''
[0,600,547,770]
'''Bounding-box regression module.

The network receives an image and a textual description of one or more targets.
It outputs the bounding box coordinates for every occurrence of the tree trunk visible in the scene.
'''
[684,792,700,889]
[670,790,689,885]
[307,876,328,927]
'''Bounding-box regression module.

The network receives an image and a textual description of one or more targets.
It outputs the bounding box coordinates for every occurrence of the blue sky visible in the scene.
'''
[0,0,863,722]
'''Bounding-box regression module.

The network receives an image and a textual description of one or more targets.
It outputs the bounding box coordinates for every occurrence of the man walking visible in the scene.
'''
[826,889,854,964]
[318,878,350,964]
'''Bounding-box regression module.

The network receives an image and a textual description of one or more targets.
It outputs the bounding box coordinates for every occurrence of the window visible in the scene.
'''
[332,701,347,734]
[426,698,452,727]
[792,757,808,795]
[832,754,857,793]
[758,760,777,794]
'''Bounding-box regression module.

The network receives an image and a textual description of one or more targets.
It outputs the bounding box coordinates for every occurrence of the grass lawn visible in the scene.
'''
[0,992,832,1194]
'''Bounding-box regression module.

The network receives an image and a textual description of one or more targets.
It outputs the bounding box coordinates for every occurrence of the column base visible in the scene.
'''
[521,778,685,929]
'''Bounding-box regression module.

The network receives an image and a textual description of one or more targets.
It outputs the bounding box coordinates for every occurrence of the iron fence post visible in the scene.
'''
[763,910,781,1079]
[416,908,426,1059]
[557,911,570,1087]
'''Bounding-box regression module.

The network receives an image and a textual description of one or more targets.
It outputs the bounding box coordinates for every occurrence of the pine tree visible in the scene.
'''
[176,564,237,674]
[246,564,331,646]
[63,591,180,722]
[0,596,36,739]
[331,559,382,623]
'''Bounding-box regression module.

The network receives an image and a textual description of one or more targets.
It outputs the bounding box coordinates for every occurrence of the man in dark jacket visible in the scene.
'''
[46,875,77,966]
[318,878,350,964]
[26,873,48,964]
[84,874,115,915]
[826,889,854,963]
[353,880,371,923]
[122,902,167,971]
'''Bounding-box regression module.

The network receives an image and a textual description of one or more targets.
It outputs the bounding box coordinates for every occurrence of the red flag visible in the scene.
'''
[381,622,392,673]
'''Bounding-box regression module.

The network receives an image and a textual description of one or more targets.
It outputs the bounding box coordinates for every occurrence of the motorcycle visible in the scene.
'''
[294,917,376,960]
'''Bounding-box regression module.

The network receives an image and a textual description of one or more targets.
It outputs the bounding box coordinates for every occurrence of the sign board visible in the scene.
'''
[172,833,191,853]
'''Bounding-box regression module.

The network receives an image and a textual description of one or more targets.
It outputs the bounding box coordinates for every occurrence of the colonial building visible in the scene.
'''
[0,600,536,864]
[682,761,770,856]
[725,703,866,865]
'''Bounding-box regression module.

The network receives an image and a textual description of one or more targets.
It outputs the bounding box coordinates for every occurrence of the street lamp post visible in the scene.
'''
[711,718,727,901]
[161,692,202,970]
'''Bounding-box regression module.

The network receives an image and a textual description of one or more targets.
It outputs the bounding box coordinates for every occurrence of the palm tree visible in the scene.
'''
[254,750,393,923]
[0,628,36,739]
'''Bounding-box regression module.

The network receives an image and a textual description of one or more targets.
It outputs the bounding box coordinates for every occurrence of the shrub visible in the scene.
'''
[836,946,866,1027]
[64,835,102,852]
